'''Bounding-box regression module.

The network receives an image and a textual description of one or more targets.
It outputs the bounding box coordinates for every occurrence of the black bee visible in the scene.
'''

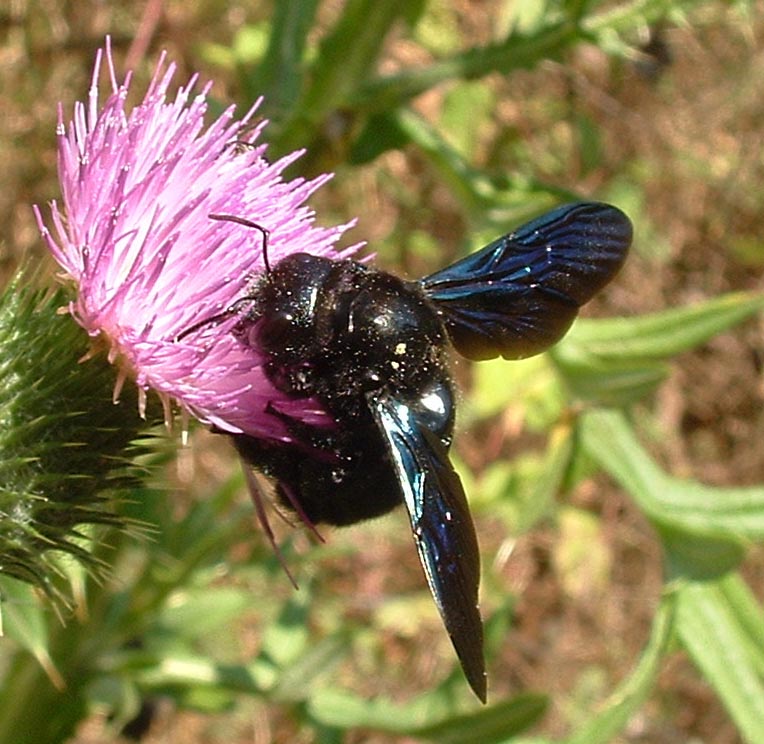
[203,203,632,702]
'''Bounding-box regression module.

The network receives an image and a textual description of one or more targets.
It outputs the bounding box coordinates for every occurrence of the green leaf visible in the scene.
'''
[559,292,764,361]
[158,586,253,637]
[500,0,552,34]
[647,474,764,580]
[259,588,312,668]
[0,576,63,689]
[553,293,764,404]
[563,0,596,24]
[412,692,548,743]
[553,355,668,406]
[136,653,272,695]
[580,409,764,577]
[584,0,704,38]
[307,688,427,732]
[657,527,746,582]
[348,112,410,164]
[413,1,461,55]
[564,592,676,744]
[307,688,547,740]
[716,573,764,678]
[390,108,572,224]
[554,506,611,600]
[347,0,689,115]
[86,674,142,732]
[676,577,764,744]
[510,422,575,534]
[583,409,764,538]
[575,112,604,175]
[440,82,496,160]
[273,632,351,702]
[401,0,428,28]
[467,353,563,426]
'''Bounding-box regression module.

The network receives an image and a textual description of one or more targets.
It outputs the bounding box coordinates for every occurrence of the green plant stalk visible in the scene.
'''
[348,19,578,116]
[584,0,708,36]
[375,0,713,116]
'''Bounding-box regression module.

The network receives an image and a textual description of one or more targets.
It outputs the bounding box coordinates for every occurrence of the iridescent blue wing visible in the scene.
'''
[368,391,486,702]
[420,202,632,360]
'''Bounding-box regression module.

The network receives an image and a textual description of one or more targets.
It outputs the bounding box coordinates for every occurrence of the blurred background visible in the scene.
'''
[1,1,763,743]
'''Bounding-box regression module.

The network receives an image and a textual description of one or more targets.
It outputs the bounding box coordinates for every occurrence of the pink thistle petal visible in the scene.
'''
[35,39,362,441]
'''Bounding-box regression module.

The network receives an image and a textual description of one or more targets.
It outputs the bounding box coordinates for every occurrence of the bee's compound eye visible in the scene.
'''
[266,359,316,395]
[257,311,297,352]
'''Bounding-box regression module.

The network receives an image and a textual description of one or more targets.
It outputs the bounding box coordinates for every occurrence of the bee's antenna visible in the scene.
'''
[209,213,272,275]
[174,213,272,342]
[174,296,254,341]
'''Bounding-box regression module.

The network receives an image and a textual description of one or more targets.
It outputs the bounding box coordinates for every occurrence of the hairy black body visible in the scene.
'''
[212,202,633,702]
[234,255,455,525]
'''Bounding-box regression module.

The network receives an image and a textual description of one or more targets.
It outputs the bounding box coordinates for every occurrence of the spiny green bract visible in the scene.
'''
[0,281,163,596]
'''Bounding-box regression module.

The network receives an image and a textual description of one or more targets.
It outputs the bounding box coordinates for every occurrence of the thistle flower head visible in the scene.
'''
[34,40,360,440]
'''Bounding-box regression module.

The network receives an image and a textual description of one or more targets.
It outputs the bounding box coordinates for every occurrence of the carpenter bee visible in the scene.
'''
[204,202,632,701]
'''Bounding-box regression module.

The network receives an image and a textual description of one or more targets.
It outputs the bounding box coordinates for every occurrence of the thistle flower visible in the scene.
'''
[34,40,360,441]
